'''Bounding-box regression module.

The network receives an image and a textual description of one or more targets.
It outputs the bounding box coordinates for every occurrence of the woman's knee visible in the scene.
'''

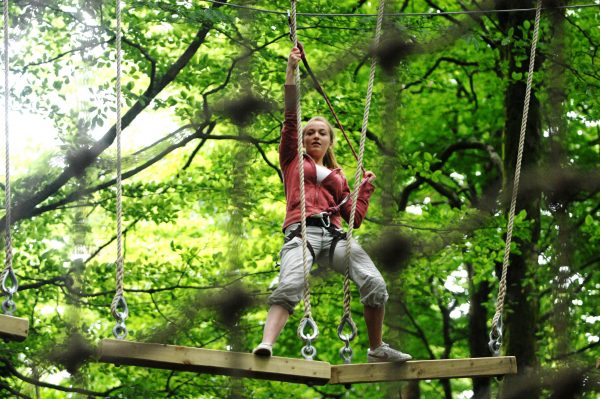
[267,280,304,313]
[359,275,389,307]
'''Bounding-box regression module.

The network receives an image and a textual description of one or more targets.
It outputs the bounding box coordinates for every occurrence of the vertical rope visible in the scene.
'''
[338,0,385,363]
[489,0,542,356]
[290,0,319,360]
[1,0,17,316]
[290,0,311,320]
[110,0,128,339]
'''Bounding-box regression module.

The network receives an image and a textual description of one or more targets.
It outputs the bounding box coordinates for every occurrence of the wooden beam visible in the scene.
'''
[98,339,331,385]
[330,356,517,384]
[0,314,29,342]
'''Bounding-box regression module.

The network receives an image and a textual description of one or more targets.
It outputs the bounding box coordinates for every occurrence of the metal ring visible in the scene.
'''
[301,344,316,360]
[2,298,16,315]
[297,316,319,341]
[112,321,128,340]
[340,345,353,364]
[337,315,357,342]
[1,268,18,296]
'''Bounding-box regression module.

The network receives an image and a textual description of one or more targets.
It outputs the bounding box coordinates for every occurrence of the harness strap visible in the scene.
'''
[286,220,347,267]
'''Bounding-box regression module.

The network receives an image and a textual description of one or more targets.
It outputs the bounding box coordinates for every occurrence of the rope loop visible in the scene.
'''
[111,294,129,322]
[297,315,319,341]
[1,267,18,296]
[337,314,357,343]
[488,316,503,356]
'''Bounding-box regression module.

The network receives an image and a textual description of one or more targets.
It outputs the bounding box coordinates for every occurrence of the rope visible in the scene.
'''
[290,0,319,360]
[489,0,542,356]
[1,0,18,316]
[337,0,385,364]
[202,0,599,18]
[110,0,128,340]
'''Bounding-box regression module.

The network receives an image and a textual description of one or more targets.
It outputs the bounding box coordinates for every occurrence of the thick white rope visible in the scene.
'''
[110,0,128,339]
[343,0,385,321]
[290,0,319,360]
[290,0,312,320]
[489,0,542,356]
[1,0,17,316]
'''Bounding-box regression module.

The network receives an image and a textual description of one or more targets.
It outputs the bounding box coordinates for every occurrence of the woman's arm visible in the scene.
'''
[286,47,301,85]
[340,172,376,228]
[280,48,303,167]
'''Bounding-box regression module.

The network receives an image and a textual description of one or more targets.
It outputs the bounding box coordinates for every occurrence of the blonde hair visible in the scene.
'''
[303,116,340,169]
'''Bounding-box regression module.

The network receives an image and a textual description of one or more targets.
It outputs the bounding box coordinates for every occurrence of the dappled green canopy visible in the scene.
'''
[1,1,598,398]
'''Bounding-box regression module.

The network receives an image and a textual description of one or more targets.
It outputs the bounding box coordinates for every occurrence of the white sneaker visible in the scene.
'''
[252,343,273,357]
[367,343,412,363]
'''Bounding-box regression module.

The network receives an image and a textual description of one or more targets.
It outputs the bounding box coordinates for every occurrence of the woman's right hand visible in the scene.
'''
[288,47,302,69]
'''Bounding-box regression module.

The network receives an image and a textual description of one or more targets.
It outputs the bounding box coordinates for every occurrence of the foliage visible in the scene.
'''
[0,1,598,398]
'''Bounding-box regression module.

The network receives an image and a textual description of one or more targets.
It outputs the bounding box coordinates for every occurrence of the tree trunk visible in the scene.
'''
[496,1,542,398]
[467,263,493,399]
[402,380,421,399]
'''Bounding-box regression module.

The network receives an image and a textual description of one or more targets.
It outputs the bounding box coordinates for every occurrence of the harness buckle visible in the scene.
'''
[316,212,331,228]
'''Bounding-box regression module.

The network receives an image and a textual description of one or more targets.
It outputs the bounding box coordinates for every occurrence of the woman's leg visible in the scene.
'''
[256,226,322,354]
[327,237,411,361]
[364,304,384,350]
[261,304,290,345]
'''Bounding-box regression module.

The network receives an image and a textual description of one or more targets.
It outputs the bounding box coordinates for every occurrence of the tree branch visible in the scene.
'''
[3,1,227,227]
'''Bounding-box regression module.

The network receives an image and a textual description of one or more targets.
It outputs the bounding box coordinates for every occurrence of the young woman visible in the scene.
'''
[253,47,411,363]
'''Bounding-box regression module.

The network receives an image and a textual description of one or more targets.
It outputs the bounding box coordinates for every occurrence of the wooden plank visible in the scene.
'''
[0,314,29,342]
[98,339,331,385]
[330,356,517,384]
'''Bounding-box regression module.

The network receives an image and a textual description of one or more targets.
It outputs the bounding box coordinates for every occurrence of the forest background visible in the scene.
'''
[0,1,598,398]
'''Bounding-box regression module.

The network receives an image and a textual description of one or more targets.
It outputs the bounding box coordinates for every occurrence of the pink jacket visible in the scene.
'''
[280,85,375,231]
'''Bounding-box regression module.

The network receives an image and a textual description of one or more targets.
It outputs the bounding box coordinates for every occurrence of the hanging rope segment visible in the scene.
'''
[488,0,543,356]
[110,0,129,340]
[0,0,29,342]
[289,0,319,361]
[337,0,386,364]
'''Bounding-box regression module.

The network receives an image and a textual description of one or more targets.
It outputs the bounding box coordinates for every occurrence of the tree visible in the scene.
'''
[1,1,598,398]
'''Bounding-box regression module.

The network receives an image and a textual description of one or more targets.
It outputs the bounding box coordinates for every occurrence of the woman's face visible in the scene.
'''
[303,120,331,164]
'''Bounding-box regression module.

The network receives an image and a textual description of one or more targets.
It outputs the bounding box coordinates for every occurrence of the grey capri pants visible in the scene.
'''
[268,223,389,313]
